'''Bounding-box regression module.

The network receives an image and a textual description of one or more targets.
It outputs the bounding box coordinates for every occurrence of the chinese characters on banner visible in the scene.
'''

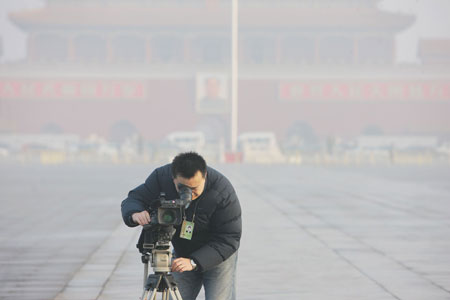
[279,81,450,101]
[0,80,146,100]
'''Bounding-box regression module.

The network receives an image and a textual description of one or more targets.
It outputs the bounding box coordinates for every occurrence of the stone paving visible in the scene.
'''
[1,164,450,300]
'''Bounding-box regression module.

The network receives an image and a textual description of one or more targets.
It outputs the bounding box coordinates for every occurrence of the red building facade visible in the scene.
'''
[1,0,449,144]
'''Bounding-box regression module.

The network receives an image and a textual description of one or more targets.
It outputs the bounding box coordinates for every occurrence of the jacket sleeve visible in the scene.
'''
[121,169,161,227]
[190,190,242,271]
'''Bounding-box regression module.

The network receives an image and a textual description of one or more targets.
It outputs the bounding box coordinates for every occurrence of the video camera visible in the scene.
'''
[141,184,192,251]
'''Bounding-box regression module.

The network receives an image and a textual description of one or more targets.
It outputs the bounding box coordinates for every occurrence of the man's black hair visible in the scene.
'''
[171,152,207,179]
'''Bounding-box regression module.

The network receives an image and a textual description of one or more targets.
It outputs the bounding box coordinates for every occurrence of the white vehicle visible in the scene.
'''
[437,141,450,157]
[155,131,208,162]
[166,131,206,152]
[238,132,285,163]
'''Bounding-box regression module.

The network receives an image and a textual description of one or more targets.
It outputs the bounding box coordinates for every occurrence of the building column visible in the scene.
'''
[183,36,191,63]
[314,36,321,64]
[68,35,75,62]
[238,36,244,64]
[145,36,152,63]
[106,35,114,63]
[27,33,36,62]
[353,35,359,64]
[390,37,395,65]
[275,36,282,64]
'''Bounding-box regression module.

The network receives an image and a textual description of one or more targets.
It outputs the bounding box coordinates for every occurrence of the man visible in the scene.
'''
[121,152,242,300]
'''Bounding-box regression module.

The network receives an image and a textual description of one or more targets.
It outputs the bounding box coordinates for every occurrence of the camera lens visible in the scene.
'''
[161,210,176,224]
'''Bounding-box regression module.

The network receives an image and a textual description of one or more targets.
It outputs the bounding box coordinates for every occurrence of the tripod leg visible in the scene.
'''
[144,261,149,288]
[163,274,183,300]
[147,288,158,300]
[141,289,148,300]
[168,288,183,300]
[143,274,164,300]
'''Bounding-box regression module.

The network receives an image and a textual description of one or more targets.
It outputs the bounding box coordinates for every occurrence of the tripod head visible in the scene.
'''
[149,248,173,273]
[141,247,183,300]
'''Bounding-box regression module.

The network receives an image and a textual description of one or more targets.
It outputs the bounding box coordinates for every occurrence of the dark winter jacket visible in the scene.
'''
[121,164,242,272]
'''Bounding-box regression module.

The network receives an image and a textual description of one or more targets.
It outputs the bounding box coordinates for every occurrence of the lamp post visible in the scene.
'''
[230,0,239,153]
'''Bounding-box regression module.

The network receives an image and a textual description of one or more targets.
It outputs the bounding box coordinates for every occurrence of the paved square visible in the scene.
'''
[1,164,449,300]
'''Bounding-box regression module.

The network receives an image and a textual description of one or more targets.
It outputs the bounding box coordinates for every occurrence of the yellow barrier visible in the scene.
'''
[40,151,67,164]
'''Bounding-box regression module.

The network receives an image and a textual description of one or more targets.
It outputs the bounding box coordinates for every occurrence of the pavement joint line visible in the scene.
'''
[246,183,404,300]
[248,180,450,299]
[53,222,139,300]
[293,196,450,295]
[353,192,442,219]
[94,228,140,299]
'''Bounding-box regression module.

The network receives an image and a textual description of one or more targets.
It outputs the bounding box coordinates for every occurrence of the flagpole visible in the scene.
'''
[231,0,239,152]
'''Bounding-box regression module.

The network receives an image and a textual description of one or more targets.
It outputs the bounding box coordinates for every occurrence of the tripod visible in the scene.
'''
[141,248,183,300]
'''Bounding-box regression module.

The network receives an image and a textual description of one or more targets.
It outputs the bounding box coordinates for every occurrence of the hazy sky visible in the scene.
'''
[379,0,450,62]
[0,0,450,63]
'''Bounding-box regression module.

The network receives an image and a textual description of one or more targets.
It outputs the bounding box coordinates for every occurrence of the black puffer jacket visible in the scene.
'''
[121,164,242,272]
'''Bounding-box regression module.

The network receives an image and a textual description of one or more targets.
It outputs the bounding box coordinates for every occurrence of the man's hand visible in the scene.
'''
[132,211,151,225]
[171,258,194,273]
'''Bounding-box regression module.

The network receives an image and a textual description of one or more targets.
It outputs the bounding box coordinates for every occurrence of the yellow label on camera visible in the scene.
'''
[180,220,195,240]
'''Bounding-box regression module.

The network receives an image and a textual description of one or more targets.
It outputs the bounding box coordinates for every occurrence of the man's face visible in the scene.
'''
[173,170,206,200]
